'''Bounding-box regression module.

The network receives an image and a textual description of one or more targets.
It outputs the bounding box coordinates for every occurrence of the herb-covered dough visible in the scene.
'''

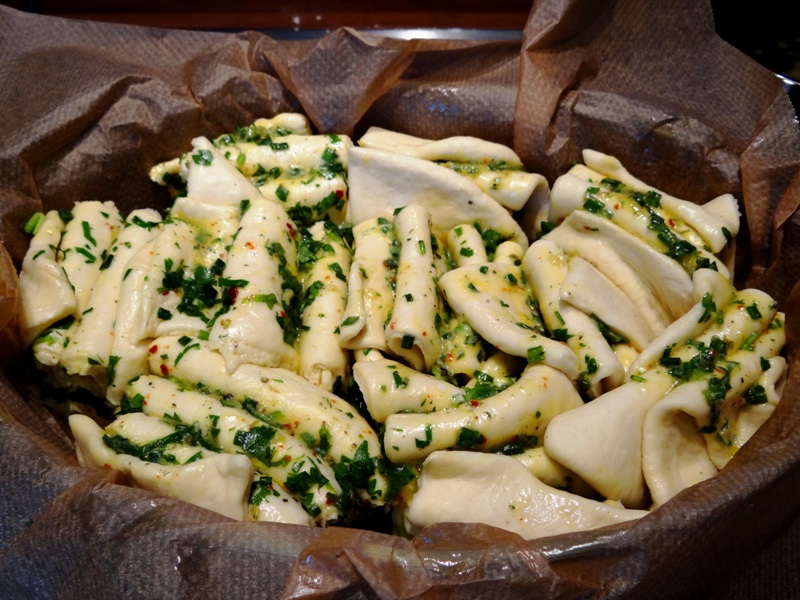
[17,119,785,540]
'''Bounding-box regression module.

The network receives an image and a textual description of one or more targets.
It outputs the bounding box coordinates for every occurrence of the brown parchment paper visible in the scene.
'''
[2,0,800,598]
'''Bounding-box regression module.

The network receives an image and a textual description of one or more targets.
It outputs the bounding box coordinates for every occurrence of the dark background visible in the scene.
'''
[2,0,799,87]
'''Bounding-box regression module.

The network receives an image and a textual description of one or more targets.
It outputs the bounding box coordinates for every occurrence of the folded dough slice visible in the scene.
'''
[132,219,199,340]
[58,201,124,314]
[385,205,442,372]
[545,210,695,325]
[358,126,544,211]
[338,217,396,352]
[736,356,786,443]
[347,147,527,247]
[703,317,786,470]
[17,210,75,346]
[353,357,463,423]
[60,209,162,387]
[383,363,582,463]
[232,133,352,223]
[544,286,779,508]
[642,320,786,506]
[69,413,257,522]
[252,113,312,135]
[105,239,157,404]
[447,223,488,267]
[435,312,487,381]
[627,268,733,375]
[581,149,740,254]
[182,136,263,209]
[558,256,655,352]
[150,337,388,504]
[523,239,624,396]
[511,446,596,498]
[403,451,647,540]
[493,240,525,265]
[640,380,720,507]
[297,221,351,391]
[128,375,343,523]
[438,262,578,379]
[549,172,727,278]
[209,195,299,373]
[32,202,123,371]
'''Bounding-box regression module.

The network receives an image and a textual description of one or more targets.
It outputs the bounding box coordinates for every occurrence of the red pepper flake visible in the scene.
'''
[245,241,255,250]
[421,331,427,337]
[445,353,455,363]
[668,219,676,227]
[280,310,287,318]
[614,203,620,210]
[160,364,169,376]
[286,222,296,238]
[470,400,480,407]
[227,286,238,303]
[335,189,344,199]
[161,290,169,296]
[149,344,158,354]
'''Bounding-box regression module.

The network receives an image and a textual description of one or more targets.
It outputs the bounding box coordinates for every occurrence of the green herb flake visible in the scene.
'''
[743,384,768,405]
[392,370,409,389]
[456,427,486,449]
[527,346,545,364]
[341,315,360,327]
[233,426,276,465]
[81,221,97,246]
[585,355,599,375]
[131,215,159,230]
[415,424,433,449]
[106,355,120,385]
[119,392,145,414]
[23,212,45,235]
[552,328,571,342]
[275,184,289,202]
[328,262,346,282]
[192,149,214,166]
[174,342,200,366]
[745,303,762,320]
[75,247,96,263]
[699,293,717,323]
